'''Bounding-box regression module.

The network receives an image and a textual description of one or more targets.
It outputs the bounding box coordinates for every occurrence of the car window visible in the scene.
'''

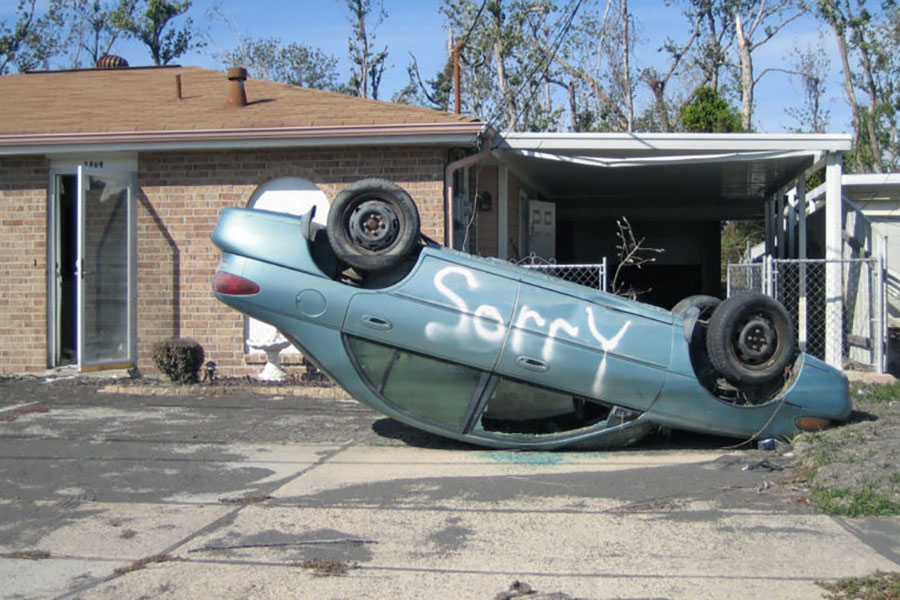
[475,377,612,436]
[347,335,394,387]
[347,336,483,430]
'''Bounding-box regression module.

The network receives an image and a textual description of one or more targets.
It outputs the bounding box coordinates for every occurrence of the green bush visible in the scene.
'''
[152,338,205,384]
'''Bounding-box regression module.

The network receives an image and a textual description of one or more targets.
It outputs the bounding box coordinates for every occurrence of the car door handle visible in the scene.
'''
[516,356,549,373]
[361,314,392,331]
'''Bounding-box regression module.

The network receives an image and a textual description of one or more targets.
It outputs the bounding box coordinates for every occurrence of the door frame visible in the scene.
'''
[48,154,138,370]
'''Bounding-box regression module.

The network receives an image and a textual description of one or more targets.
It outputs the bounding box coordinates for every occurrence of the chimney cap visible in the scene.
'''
[226,67,248,108]
[227,67,248,81]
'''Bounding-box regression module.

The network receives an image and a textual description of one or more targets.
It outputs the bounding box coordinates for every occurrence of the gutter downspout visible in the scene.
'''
[444,131,494,249]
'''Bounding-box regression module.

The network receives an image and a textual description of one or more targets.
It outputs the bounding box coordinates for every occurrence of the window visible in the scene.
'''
[347,336,483,430]
[477,378,612,436]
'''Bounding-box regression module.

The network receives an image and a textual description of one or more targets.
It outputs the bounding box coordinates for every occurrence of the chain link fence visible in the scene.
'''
[514,254,608,291]
[727,257,885,371]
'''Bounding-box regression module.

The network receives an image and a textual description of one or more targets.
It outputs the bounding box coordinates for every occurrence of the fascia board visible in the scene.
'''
[0,123,486,155]
[841,173,900,187]
[494,132,853,153]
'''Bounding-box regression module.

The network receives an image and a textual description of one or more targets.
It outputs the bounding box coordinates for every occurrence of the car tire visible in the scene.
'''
[326,179,421,272]
[706,292,797,385]
[672,295,721,321]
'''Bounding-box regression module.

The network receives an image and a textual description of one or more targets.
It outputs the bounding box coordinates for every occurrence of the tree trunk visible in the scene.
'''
[622,0,633,132]
[705,9,720,90]
[494,36,516,130]
[643,69,670,132]
[854,27,885,172]
[568,79,578,131]
[822,1,863,171]
[735,13,754,131]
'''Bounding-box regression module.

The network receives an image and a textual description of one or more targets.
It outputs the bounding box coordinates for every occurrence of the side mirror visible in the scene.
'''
[300,205,318,242]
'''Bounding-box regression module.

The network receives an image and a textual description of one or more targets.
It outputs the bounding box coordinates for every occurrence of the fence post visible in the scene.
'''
[726,263,732,297]
[873,255,885,374]
[797,180,808,353]
[824,153,843,369]
[601,256,608,292]
[798,259,808,353]
[764,255,775,297]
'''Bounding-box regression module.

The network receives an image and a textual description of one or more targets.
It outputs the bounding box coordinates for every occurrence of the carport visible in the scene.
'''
[446,132,852,368]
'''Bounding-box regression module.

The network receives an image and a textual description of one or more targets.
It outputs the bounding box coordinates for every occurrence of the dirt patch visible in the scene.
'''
[0,405,49,422]
[0,372,341,400]
[817,570,900,599]
[792,383,900,516]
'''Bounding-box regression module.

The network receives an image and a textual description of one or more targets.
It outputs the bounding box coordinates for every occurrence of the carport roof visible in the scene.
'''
[493,132,852,219]
[838,173,900,202]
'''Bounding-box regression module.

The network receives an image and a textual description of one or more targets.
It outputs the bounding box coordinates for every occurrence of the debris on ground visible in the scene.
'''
[219,494,272,505]
[112,554,172,577]
[295,558,356,577]
[3,550,51,560]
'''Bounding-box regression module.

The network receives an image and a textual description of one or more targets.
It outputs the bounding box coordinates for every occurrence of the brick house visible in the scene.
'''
[0,64,485,375]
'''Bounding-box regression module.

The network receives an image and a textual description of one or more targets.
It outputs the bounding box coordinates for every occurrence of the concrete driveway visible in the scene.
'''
[0,377,896,599]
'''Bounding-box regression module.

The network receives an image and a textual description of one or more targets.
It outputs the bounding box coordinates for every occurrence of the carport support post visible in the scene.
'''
[825,153,843,369]
[797,178,808,352]
[776,194,786,258]
[498,164,509,259]
[787,190,797,258]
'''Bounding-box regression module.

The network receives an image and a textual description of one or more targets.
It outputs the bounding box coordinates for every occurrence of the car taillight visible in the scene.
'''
[795,416,831,432]
[213,271,259,295]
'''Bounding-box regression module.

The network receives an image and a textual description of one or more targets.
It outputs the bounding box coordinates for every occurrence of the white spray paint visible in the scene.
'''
[424,266,505,343]
[586,307,631,396]
[543,318,580,361]
[510,307,546,353]
[423,264,633,397]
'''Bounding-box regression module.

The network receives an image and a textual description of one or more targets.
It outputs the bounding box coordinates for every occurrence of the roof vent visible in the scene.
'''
[226,67,248,108]
[96,55,129,69]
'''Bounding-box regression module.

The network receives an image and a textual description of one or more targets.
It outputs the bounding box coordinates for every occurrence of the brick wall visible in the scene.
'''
[137,145,447,376]
[0,156,49,372]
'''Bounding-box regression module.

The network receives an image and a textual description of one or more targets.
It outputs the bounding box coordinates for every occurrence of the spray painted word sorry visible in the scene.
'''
[424,266,631,396]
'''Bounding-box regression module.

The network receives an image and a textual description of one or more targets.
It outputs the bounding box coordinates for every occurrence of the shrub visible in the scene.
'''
[152,338,205,384]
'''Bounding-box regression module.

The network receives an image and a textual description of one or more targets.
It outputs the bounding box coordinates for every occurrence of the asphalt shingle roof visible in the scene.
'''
[0,65,479,136]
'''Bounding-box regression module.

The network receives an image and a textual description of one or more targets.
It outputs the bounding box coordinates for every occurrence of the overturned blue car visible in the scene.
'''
[212,179,851,449]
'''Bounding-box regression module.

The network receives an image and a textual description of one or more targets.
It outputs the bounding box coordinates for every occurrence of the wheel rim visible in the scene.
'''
[346,198,401,252]
[733,313,778,367]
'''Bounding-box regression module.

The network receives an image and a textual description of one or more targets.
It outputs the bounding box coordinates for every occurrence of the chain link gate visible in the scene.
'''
[727,257,886,372]
[514,254,608,291]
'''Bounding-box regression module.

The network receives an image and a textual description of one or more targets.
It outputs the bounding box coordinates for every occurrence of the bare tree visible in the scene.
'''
[611,217,665,300]
[116,0,202,66]
[785,40,831,133]
[691,0,737,91]
[818,0,889,172]
[640,6,702,131]
[0,0,65,74]
[541,0,636,132]
[342,0,388,99]
[221,37,341,90]
[63,0,136,68]
[732,0,807,131]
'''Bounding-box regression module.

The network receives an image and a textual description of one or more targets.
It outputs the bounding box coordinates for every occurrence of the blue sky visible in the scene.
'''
[11,0,851,133]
